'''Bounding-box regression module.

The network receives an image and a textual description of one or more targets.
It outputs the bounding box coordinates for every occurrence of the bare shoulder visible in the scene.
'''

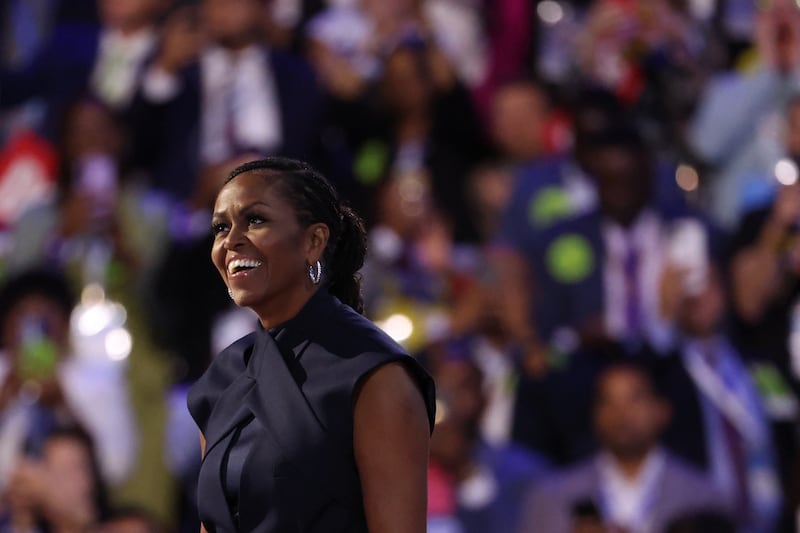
[354,361,429,428]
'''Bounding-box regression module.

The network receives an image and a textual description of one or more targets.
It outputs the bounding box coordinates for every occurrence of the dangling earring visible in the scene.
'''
[308,260,323,285]
[227,287,234,299]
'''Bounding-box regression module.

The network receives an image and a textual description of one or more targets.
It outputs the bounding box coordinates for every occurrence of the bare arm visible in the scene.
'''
[731,185,800,321]
[489,248,549,375]
[731,218,786,322]
[354,362,430,533]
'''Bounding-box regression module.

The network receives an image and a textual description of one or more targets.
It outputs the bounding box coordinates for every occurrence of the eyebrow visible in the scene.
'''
[212,200,271,220]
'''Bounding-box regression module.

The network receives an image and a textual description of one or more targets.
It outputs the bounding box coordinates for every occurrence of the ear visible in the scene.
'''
[305,223,330,263]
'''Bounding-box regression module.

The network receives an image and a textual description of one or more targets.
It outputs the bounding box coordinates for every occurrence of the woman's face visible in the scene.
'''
[44,437,96,509]
[211,172,318,321]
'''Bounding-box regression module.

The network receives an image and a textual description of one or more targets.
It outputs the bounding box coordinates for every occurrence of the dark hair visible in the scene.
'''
[593,358,664,404]
[0,268,75,346]
[226,157,368,313]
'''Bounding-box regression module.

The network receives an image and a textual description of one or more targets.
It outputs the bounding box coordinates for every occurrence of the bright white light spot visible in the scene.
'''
[775,158,799,186]
[76,304,115,336]
[675,164,700,192]
[105,328,132,361]
[537,0,564,25]
[73,300,127,337]
[378,313,413,343]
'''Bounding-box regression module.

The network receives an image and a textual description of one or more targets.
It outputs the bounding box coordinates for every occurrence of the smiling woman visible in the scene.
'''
[190,157,435,533]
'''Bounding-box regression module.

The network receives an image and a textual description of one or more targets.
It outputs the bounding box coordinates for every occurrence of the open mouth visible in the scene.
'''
[228,258,263,276]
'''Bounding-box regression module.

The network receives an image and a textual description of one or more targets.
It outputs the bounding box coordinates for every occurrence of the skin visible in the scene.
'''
[98,0,166,36]
[593,368,669,480]
[7,436,99,533]
[208,170,430,533]
[490,82,549,162]
[0,295,70,409]
[429,360,486,482]
[732,102,800,323]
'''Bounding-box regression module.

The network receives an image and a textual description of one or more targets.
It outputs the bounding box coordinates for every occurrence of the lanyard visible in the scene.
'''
[684,346,764,446]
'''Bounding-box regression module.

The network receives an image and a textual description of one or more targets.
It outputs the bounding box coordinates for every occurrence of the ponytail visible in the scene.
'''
[327,205,367,314]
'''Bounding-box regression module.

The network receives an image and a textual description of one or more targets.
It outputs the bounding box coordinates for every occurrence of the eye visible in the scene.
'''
[247,214,267,226]
[211,222,229,235]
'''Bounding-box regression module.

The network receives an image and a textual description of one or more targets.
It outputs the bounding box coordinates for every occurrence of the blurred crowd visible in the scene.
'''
[2,0,800,531]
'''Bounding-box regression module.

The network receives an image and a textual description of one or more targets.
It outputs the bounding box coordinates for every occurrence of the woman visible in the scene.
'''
[4,426,110,533]
[188,157,436,532]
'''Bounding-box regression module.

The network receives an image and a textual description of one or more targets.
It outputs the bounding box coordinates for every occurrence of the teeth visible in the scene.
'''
[228,258,262,273]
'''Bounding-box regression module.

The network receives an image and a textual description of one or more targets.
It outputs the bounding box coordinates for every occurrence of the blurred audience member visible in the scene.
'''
[488,79,551,167]
[6,98,154,278]
[423,0,488,90]
[428,356,549,533]
[0,0,168,138]
[362,181,483,354]
[657,266,782,533]
[427,283,524,448]
[574,0,705,147]
[729,180,800,394]
[2,426,110,533]
[466,163,515,244]
[348,39,488,239]
[132,0,322,206]
[0,269,137,487]
[471,0,531,120]
[305,0,423,92]
[518,362,729,533]
[689,0,800,227]
[497,119,699,378]
[89,0,169,111]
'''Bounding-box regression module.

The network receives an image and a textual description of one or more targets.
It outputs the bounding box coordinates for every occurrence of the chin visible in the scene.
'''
[231,290,262,308]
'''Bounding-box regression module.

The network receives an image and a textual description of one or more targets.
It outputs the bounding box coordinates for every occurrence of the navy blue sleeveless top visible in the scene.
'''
[188,289,436,533]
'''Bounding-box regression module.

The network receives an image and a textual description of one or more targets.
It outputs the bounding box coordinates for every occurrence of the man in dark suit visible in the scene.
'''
[492,113,698,383]
[656,267,784,533]
[0,0,167,138]
[517,362,729,533]
[129,0,323,206]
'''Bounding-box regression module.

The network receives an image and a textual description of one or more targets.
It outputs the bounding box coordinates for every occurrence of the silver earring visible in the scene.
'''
[227,287,234,299]
[308,260,323,285]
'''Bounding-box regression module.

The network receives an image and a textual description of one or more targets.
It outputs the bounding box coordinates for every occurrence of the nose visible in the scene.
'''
[222,222,246,250]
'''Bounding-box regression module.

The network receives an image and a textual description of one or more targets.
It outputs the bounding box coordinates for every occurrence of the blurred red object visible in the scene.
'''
[0,130,58,229]
[542,109,573,155]
[428,458,458,517]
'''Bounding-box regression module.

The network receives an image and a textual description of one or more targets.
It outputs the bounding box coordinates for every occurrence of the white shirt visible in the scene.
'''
[90,28,157,109]
[597,448,666,533]
[473,337,516,446]
[142,45,283,165]
[199,45,282,164]
[602,209,673,350]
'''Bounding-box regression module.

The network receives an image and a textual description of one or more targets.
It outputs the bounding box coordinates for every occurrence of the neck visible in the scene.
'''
[396,114,430,142]
[113,22,150,38]
[609,450,651,480]
[255,286,318,330]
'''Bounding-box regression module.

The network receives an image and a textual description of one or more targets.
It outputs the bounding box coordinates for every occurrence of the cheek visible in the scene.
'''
[211,242,227,275]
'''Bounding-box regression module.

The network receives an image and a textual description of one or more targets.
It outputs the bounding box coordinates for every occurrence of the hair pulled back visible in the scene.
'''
[226,157,367,314]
